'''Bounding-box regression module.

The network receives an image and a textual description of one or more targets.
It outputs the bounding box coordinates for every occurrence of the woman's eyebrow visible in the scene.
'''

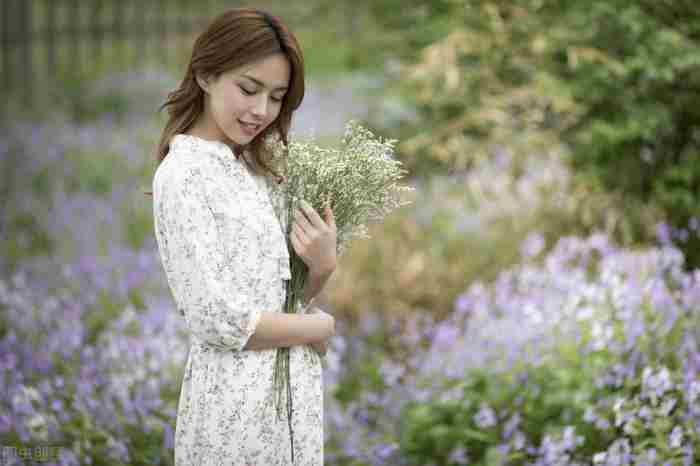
[242,74,288,92]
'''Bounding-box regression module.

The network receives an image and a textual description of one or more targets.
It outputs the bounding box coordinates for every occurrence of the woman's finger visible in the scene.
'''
[324,204,335,229]
[322,195,336,229]
[298,199,325,230]
[292,223,309,245]
[290,230,300,256]
[290,227,299,246]
[294,208,313,234]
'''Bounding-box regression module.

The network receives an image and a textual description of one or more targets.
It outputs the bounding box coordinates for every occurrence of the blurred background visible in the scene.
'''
[1,1,699,465]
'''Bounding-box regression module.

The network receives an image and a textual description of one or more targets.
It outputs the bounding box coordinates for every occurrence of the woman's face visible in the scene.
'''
[197,53,290,147]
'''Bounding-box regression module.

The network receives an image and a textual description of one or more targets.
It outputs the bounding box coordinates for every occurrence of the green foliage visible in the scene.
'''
[399,356,614,465]
[122,422,169,465]
[333,328,390,406]
[391,252,700,465]
[397,343,699,464]
[47,55,132,124]
[328,148,664,325]
[83,290,128,346]
[1,210,54,270]
[123,203,154,251]
[31,165,53,199]
[549,1,700,265]
[64,148,115,196]
[362,0,700,266]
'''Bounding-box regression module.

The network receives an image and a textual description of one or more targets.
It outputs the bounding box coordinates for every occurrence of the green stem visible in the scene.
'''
[272,254,307,464]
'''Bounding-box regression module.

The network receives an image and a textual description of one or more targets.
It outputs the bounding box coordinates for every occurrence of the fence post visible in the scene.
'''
[113,0,124,66]
[135,0,145,66]
[1,0,11,113]
[3,0,218,113]
[18,0,32,108]
[69,0,80,79]
[46,0,56,83]
[91,0,105,69]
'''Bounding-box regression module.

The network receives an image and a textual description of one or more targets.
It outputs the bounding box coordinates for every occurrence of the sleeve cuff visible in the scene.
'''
[239,306,263,351]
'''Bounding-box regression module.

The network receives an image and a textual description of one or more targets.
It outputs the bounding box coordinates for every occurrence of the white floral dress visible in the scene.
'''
[152,134,323,465]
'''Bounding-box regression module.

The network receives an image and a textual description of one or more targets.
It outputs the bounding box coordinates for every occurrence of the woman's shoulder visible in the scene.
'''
[168,134,228,168]
[170,133,245,163]
[153,152,210,200]
[153,135,250,199]
[160,135,236,177]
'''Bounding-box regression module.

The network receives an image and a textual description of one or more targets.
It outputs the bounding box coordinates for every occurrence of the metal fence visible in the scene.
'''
[1,0,222,111]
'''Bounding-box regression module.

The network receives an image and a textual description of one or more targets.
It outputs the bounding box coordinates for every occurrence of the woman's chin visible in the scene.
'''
[225,131,250,147]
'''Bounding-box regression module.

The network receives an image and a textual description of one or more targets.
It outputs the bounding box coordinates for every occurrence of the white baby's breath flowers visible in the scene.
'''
[268,120,413,260]
[264,120,414,453]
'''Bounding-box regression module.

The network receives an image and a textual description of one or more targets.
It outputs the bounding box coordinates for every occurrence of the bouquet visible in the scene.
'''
[264,120,413,457]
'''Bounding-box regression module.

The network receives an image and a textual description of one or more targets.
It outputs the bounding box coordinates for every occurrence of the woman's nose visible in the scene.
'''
[251,95,268,119]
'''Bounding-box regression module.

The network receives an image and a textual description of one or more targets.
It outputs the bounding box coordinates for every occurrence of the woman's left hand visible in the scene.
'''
[290,197,337,276]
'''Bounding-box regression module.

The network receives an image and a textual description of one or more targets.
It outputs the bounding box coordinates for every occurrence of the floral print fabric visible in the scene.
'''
[152,134,323,465]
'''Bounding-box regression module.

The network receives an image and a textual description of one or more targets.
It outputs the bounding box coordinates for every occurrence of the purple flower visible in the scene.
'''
[453,292,471,317]
[521,232,545,258]
[474,402,497,428]
[0,414,11,433]
[431,321,459,349]
[448,445,468,463]
[372,442,398,462]
[606,438,632,466]
[655,222,673,246]
[641,366,674,403]
[503,412,521,439]
[634,448,657,466]
[669,425,683,449]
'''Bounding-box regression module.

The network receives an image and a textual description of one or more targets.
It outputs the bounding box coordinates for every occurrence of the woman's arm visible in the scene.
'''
[301,267,334,307]
[242,310,335,351]
[155,160,336,353]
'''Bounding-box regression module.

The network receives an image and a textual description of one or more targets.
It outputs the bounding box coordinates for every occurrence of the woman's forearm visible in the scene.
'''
[242,310,334,351]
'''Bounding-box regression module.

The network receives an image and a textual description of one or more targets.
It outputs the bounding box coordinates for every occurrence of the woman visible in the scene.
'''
[150,8,336,465]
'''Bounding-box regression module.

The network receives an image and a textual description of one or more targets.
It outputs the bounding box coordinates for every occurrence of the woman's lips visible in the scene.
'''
[238,119,260,136]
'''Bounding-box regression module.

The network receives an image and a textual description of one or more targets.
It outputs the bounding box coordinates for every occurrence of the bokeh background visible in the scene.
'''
[1,1,699,465]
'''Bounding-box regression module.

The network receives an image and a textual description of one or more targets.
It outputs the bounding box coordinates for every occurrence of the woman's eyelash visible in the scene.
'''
[239,86,283,102]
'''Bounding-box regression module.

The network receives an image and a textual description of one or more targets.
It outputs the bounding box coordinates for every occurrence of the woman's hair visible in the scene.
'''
[145,8,304,195]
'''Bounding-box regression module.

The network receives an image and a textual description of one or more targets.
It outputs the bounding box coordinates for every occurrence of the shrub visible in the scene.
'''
[363,0,700,266]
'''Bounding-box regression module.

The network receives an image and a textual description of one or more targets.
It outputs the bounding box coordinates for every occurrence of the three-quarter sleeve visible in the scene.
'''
[155,161,262,352]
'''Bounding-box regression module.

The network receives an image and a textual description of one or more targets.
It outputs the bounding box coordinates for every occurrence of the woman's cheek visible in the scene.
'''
[269,106,282,124]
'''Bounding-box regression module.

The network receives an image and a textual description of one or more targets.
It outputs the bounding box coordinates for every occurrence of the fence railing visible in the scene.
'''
[1,0,222,113]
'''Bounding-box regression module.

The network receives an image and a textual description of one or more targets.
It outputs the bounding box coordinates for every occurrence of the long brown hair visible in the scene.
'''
[145,8,304,195]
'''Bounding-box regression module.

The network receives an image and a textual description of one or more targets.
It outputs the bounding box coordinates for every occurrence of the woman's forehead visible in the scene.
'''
[229,54,290,89]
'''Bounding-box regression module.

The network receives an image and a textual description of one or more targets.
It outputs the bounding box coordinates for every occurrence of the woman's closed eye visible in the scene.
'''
[239,86,283,102]
[240,85,255,95]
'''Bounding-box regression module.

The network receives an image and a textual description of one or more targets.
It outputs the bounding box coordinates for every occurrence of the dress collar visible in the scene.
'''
[170,134,247,164]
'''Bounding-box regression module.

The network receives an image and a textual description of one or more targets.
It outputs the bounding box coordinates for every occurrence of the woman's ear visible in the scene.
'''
[195,73,211,94]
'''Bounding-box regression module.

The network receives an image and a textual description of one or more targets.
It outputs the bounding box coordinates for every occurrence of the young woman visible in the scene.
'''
[151,8,337,465]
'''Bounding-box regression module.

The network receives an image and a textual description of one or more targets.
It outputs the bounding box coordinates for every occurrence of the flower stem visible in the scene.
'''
[272,260,307,464]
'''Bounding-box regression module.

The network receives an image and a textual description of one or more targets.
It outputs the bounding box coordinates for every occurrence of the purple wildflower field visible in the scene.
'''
[1,69,699,466]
